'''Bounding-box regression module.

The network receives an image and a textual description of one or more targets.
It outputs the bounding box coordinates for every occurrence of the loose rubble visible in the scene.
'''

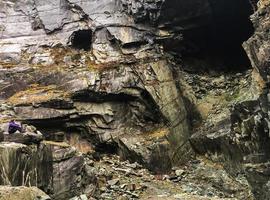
[79,154,253,200]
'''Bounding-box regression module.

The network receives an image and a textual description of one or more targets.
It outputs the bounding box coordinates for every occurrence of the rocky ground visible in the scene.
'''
[0,135,254,200]
[82,154,254,200]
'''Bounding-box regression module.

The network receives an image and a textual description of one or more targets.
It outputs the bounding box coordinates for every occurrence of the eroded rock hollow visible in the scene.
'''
[0,0,269,199]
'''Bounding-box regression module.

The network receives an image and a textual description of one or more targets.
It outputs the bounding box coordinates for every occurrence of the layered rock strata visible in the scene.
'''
[0,0,269,199]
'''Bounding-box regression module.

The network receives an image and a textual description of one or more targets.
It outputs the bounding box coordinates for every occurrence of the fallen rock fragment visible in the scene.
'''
[107,178,120,186]
[0,186,51,200]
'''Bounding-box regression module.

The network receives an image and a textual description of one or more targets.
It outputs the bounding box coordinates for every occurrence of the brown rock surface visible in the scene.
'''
[0,186,50,200]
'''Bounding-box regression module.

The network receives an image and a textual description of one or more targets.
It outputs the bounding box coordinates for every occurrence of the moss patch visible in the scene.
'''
[7,84,70,106]
[143,128,170,140]
[42,140,70,148]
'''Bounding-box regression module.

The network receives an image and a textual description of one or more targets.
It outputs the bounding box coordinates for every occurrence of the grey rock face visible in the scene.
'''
[41,142,96,199]
[243,4,270,82]
[239,4,270,197]
[190,1,270,199]
[0,142,53,191]
[0,0,268,199]
[0,141,94,200]
[51,145,85,199]
[190,92,270,200]
[231,3,270,199]
[0,0,195,172]
[121,0,165,23]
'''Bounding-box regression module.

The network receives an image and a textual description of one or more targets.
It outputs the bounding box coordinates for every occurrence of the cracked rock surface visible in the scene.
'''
[0,0,270,199]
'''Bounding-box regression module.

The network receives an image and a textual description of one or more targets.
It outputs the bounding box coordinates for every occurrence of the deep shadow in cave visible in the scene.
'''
[70,29,92,51]
[180,0,257,72]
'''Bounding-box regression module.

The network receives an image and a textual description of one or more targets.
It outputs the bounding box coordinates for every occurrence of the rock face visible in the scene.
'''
[3,132,43,144]
[0,0,270,199]
[244,1,270,82]
[239,2,270,199]
[0,141,94,199]
[0,142,52,190]
[0,0,194,172]
[48,142,87,199]
[190,1,270,200]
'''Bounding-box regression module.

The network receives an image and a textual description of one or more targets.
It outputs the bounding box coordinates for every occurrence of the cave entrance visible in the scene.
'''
[181,0,257,73]
[71,29,92,51]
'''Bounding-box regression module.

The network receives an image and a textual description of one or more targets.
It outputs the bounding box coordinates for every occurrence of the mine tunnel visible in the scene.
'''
[70,29,92,51]
[161,0,258,72]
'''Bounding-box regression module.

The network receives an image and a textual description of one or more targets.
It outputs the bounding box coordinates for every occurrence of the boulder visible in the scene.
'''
[0,140,94,200]
[0,186,50,200]
[42,141,93,200]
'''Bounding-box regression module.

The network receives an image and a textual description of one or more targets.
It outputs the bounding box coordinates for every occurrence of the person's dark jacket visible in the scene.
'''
[8,121,22,134]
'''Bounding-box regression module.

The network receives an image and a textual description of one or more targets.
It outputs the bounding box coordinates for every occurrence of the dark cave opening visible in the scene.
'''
[70,30,92,51]
[25,118,68,141]
[177,0,257,72]
[94,142,119,155]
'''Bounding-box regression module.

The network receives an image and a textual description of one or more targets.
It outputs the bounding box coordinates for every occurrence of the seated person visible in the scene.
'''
[8,120,22,134]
